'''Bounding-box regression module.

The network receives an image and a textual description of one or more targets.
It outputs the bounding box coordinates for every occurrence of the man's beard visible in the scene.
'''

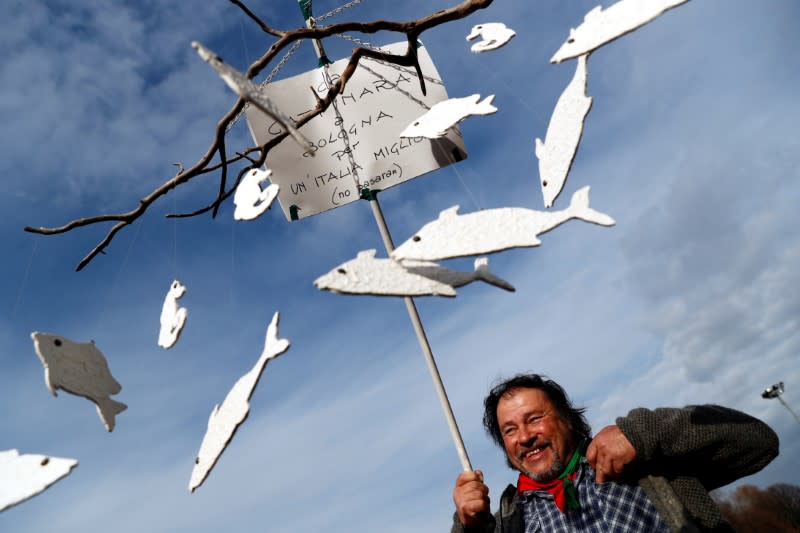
[507,448,566,482]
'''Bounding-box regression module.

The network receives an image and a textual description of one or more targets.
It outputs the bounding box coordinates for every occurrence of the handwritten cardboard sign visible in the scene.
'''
[245,42,467,220]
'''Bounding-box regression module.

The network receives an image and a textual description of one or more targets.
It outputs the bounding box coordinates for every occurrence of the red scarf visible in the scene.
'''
[517,471,578,512]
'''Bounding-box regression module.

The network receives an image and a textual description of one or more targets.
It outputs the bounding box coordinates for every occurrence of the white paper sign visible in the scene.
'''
[245,42,467,220]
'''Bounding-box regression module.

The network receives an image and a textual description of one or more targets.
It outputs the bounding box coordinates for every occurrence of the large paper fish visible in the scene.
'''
[536,54,592,208]
[233,168,280,221]
[31,333,127,432]
[192,41,312,153]
[158,279,188,349]
[392,186,614,262]
[466,23,516,53]
[551,0,691,63]
[399,94,497,139]
[0,449,78,512]
[314,250,514,297]
[189,312,290,493]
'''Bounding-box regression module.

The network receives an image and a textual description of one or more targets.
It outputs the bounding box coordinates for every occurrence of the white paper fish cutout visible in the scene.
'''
[536,54,592,208]
[191,41,313,153]
[233,168,280,221]
[392,186,614,262]
[399,94,497,139]
[551,0,691,63]
[31,333,127,432]
[0,449,78,512]
[189,312,290,493]
[158,279,188,349]
[314,250,514,297]
[466,23,516,53]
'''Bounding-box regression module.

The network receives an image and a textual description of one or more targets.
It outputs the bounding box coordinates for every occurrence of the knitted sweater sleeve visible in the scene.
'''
[616,404,779,490]
[450,513,496,533]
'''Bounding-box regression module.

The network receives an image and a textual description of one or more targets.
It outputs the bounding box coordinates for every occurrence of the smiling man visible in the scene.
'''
[451,374,780,532]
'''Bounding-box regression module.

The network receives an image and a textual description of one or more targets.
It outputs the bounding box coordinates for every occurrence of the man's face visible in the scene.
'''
[497,387,576,482]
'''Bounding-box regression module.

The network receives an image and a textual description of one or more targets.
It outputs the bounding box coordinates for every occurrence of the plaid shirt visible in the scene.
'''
[518,459,669,532]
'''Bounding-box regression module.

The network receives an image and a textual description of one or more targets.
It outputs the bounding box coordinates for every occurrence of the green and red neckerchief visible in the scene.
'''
[516,446,583,512]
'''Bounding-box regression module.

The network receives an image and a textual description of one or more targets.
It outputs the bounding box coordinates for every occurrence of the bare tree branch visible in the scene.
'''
[229,0,285,37]
[24,0,494,271]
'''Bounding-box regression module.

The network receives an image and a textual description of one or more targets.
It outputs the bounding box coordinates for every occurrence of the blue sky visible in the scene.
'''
[2,0,799,531]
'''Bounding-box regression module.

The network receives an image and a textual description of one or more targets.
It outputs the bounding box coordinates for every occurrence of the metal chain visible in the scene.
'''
[358,62,431,111]
[226,40,303,133]
[316,0,364,21]
[333,33,444,86]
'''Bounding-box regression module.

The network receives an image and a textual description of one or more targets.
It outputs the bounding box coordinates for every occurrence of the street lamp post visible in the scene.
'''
[762,382,800,425]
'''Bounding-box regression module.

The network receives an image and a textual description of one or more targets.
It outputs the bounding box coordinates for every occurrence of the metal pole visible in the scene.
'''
[296,0,472,471]
[366,193,472,471]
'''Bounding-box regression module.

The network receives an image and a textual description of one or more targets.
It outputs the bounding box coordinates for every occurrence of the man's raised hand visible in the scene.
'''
[453,470,491,527]
[586,425,638,483]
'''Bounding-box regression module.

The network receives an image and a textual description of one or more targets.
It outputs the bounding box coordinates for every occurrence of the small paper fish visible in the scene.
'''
[399,94,497,139]
[31,333,127,432]
[314,250,514,297]
[466,23,516,53]
[233,168,280,221]
[551,0,691,63]
[0,449,78,512]
[392,186,614,262]
[158,279,188,349]
[189,312,290,493]
[536,54,592,208]
[191,41,313,153]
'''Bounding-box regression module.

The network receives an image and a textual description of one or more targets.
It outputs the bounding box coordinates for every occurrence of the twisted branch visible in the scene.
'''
[24,0,493,271]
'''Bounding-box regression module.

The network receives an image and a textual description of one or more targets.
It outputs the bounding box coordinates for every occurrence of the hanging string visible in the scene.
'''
[99,208,146,327]
[173,188,178,279]
[172,164,181,280]
[9,238,38,321]
[358,61,432,111]
[229,206,236,314]
[239,20,251,64]
[431,139,482,212]
[226,40,303,133]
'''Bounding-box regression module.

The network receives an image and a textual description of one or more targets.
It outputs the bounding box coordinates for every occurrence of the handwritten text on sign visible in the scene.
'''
[245,42,467,220]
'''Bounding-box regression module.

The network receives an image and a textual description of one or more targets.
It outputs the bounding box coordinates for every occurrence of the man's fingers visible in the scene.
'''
[456,470,483,486]
[588,424,638,483]
[463,496,490,514]
[585,441,597,466]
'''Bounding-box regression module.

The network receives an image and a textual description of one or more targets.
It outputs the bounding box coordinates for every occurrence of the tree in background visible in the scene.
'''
[714,483,800,532]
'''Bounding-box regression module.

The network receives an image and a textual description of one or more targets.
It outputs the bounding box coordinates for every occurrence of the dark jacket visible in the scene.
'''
[451,405,779,532]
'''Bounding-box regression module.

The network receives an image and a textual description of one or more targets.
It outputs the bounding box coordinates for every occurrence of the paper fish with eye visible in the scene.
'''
[189,312,290,493]
[551,0,691,63]
[536,54,592,208]
[31,333,127,432]
[466,23,516,53]
[399,94,497,139]
[192,41,312,153]
[314,250,514,297]
[233,168,280,221]
[392,186,614,262]
[158,279,188,349]
[0,449,78,512]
